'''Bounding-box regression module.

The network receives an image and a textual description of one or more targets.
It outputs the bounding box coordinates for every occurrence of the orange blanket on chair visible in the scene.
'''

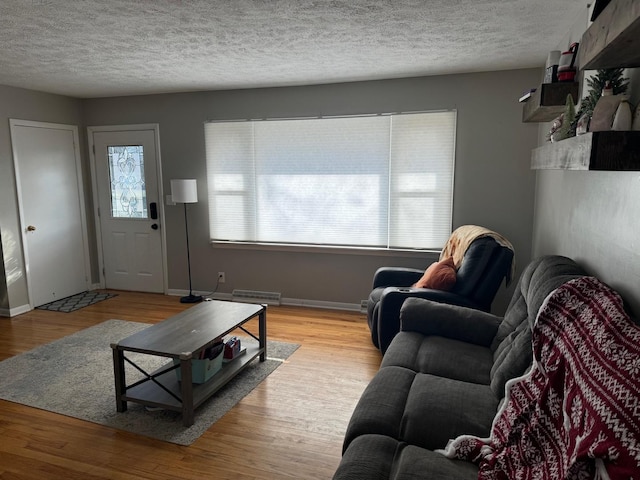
[440,225,515,286]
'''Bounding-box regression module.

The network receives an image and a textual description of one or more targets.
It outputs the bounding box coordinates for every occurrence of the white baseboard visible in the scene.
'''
[281,297,361,312]
[207,292,232,301]
[0,303,32,318]
[0,290,363,316]
[205,292,362,312]
[166,289,214,299]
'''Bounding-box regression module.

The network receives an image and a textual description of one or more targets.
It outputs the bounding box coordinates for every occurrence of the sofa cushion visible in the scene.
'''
[491,256,587,351]
[334,434,397,480]
[489,321,532,397]
[490,292,528,352]
[400,299,500,347]
[488,255,587,397]
[343,366,498,452]
[450,236,505,299]
[400,373,498,450]
[382,332,493,385]
[334,434,478,480]
[343,366,416,449]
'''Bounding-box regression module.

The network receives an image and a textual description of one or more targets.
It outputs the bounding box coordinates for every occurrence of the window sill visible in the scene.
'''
[210,240,439,258]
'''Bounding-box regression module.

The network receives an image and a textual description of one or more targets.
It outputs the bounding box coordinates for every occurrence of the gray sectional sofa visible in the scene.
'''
[333,255,588,479]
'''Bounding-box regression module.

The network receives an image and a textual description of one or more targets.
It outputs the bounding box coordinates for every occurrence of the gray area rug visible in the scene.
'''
[36,291,117,312]
[0,320,299,445]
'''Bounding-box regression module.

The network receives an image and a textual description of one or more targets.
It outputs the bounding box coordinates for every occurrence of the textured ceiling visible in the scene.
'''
[0,0,587,99]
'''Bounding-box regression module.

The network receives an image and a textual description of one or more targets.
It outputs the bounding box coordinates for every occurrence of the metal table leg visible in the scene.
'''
[180,354,194,426]
[259,306,267,362]
[111,343,127,412]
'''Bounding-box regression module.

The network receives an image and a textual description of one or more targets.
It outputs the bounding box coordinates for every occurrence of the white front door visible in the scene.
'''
[90,126,165,293]
[10,120,90,307]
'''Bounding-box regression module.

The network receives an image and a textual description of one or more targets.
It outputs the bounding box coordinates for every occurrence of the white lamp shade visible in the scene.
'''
[171,179,198,203]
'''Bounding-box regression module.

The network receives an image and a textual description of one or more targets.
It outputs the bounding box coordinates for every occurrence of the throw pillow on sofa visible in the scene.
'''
[412,256,456,291]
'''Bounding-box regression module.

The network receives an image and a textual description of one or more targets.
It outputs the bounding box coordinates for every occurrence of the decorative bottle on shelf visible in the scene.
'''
[589,81,624,132]
[576,113,590,135]
[544,50,561,83]
[557,43,579,82]
[612,98,632,131]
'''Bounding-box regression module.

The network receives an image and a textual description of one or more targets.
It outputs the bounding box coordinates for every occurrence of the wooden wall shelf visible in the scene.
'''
[531,2,640,172]
[531,132,640,170]
[578,0,640,69]
[522,83,579,122]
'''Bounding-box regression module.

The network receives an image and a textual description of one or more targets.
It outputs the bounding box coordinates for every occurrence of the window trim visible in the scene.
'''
[210,238,441,258]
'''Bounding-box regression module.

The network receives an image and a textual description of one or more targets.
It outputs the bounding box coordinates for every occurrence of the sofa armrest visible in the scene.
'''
[376,287,482,354]
[372,267,424,289]
[399,297,501,347]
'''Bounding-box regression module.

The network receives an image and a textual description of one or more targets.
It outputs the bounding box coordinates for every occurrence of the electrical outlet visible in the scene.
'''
[218,272,226,283]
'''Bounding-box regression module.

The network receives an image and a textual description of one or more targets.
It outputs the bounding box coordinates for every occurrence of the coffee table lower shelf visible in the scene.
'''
[123,344,263,413]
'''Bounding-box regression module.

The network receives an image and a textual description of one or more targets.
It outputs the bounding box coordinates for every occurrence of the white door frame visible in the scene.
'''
[10,119,92,308]
[87,124,168,293]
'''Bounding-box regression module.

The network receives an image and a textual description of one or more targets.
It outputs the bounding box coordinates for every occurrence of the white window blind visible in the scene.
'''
[205,111,455,250]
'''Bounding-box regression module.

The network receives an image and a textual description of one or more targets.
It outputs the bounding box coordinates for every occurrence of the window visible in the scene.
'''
[205,111,455,250]
[107,145,148,218]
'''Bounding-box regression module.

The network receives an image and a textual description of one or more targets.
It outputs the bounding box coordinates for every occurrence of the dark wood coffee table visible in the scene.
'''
[111,300,266,426]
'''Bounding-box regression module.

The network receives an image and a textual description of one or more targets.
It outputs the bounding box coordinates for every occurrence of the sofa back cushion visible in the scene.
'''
[451,237,514,311]
[489,256,587,397]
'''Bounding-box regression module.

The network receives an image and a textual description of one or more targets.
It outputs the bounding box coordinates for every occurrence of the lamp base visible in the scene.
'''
[180,294,203,304]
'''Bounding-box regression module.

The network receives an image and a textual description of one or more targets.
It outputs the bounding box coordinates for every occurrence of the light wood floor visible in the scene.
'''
[0,291,382,480]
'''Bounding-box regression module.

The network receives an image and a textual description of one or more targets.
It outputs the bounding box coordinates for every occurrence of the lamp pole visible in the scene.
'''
[180,201,202,303]
[171,178,202,304]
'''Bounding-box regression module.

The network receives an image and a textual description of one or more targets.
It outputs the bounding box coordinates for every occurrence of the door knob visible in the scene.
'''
[27,225,36,231]
[151,223,158,230]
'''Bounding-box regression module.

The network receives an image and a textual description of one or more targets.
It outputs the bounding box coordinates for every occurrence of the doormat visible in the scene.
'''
[36,291,117,313]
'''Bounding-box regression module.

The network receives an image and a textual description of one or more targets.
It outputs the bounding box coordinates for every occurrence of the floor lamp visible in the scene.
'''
[171,179,202,304]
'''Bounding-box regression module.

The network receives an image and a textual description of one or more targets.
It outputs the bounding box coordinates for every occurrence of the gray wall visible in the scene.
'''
[0,85,85,313]
[83,69,540,314]
[532,169,640,316]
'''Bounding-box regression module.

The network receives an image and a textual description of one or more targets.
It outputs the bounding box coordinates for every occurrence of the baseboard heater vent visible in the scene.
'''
[232,289,282,306]
[360,300,368,314]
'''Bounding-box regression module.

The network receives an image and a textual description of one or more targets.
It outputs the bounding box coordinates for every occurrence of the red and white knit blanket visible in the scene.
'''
[439,276,640,479]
